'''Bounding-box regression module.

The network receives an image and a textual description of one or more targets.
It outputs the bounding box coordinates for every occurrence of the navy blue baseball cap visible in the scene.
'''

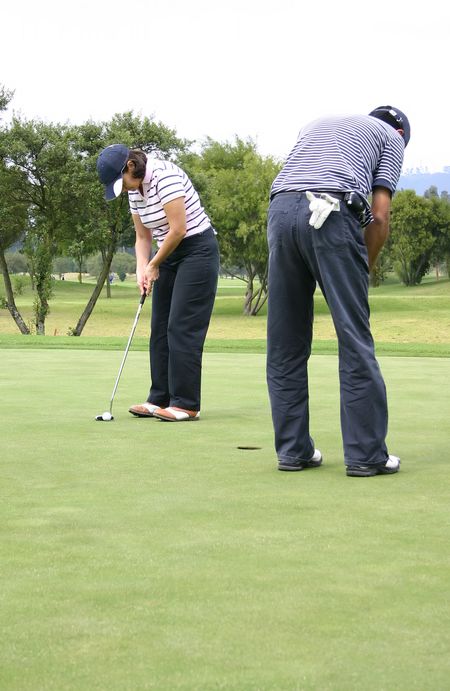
[96,144,130,200]
[368,105,411,146]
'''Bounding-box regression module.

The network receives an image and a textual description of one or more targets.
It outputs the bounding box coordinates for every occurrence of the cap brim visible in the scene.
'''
[104,176,124,201]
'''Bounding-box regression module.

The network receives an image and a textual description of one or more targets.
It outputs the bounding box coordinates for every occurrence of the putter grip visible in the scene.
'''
[140,293,146,305]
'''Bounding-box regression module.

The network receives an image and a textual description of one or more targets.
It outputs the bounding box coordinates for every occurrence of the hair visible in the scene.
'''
[128,149,148,179]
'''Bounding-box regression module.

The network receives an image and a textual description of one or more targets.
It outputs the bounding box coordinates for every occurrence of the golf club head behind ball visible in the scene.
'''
[95,412,114,421]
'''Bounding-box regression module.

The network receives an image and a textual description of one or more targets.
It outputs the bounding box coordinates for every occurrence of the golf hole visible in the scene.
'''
[237,446,262,450]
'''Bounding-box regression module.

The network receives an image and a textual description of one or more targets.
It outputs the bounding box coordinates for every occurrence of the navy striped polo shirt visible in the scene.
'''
[271,114,405,225]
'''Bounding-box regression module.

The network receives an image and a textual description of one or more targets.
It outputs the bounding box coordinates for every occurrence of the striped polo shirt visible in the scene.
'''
[271,114,405,225]
[128,159,212,245]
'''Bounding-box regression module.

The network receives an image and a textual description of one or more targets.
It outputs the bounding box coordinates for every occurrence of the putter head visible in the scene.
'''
[95,412,114,421]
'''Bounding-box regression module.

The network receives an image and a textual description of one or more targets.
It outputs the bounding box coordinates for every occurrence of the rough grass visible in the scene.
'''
[1,350,450,690]
[1,275,450,344]
[1,335,450,358]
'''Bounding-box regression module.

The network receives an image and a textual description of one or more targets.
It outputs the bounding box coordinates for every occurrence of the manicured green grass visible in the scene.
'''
[1,350,450,690]
[2,275,450,688]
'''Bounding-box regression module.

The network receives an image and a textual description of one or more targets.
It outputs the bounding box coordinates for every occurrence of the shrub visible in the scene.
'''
[5,251,28,274]
[12,275,27,295]
[111,252,136,276]
[53,256,77,274]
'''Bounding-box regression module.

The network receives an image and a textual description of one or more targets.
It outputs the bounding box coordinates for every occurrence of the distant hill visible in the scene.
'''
[398,169,450,196]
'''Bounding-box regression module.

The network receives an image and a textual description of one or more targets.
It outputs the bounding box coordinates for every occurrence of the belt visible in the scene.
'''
[272,189,348,200]
[316,191,348,200]
[319,191,366,218]
[271,189,366,220]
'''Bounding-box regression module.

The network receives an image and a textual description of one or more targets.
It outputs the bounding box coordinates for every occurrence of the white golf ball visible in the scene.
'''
[102,412,112,421]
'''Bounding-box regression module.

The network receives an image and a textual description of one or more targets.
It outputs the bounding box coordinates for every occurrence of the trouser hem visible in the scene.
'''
[345,456,389,467]
[277,452,315,464]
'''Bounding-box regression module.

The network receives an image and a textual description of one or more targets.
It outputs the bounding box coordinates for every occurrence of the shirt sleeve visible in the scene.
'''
[372,133,405,193]
[128,193,139,215]
[155,168,185,206]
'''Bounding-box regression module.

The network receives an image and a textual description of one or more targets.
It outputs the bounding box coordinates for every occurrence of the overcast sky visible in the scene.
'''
[2,0,448,172]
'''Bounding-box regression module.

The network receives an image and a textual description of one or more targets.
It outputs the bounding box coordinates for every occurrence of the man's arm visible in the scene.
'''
[363,186,392,271]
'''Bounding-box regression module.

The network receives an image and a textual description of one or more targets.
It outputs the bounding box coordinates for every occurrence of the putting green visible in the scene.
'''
[1,350,450,690]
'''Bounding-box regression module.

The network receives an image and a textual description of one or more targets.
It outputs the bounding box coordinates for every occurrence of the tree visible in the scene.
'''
[1,110,186,336]
[5,251,28,273]
[0,84,13,112]
[67,112,187,335]
[111,251,136,277]
[370,246,391,287]
[85,252,104,277]
[52,255,77,274]
[1,116,90,333]
[390,190,435,285]
[0,166,31,333]
[67,239,88,283]
[182,138,281,315]
[424,188,450,278]
[0,85,30,333]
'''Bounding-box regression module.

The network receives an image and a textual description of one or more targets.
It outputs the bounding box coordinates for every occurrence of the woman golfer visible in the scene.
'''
[97,145,219,421]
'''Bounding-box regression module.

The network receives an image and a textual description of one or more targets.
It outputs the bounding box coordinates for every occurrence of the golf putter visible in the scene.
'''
[95,292,147,421]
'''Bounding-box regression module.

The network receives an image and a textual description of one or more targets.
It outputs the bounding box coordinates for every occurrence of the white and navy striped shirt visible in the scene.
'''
[129,159,212,245]
[271,114,405,225]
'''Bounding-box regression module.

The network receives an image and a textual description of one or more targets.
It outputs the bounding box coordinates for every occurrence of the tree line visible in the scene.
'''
[1,84,449,335]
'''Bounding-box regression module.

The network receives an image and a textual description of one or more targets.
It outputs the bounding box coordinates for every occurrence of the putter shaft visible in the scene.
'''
[109,293,146,415]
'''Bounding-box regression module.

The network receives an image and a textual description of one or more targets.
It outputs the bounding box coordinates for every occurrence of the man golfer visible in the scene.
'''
[266,106,410,476]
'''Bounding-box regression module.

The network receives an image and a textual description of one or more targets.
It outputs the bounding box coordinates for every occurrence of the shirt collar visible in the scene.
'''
[143,158,157,184]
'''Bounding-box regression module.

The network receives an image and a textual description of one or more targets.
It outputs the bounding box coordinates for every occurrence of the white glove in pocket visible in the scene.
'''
[306,191,340,229]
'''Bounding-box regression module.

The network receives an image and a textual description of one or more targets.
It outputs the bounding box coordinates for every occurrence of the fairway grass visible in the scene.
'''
[1,350,450,690]
[1,276,450,345]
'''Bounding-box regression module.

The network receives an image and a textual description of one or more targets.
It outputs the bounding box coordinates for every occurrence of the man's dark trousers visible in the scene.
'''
[266,191,389,467]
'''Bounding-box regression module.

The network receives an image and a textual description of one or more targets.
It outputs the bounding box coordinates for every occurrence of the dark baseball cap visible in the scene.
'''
[368,105,410,146]
[96,144,130,200]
